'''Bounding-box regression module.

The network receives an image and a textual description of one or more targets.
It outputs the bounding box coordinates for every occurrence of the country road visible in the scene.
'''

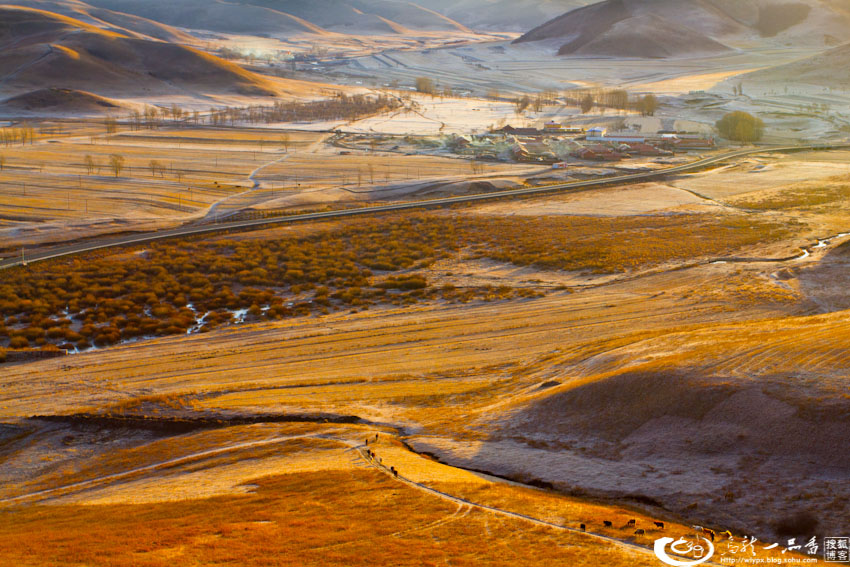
[1,143,843,270]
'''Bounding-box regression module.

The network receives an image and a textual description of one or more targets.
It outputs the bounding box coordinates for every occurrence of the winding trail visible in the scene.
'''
[203,132,332,221]
[0,433,320,504]
[353,445,725,566]
[1,425,735,565]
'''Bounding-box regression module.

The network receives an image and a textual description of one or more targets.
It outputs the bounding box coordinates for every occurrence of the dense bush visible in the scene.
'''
[1,212,786,351]
[716,111,765,142]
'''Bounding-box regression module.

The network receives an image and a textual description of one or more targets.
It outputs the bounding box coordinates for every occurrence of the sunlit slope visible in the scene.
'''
[3,0,199,42]
[0,5,281,99]
[80,0,470,35]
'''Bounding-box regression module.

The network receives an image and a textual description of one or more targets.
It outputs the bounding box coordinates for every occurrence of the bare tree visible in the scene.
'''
[415,77,436,95]
[84,155,96,175]
[109,154,125,177]
[149,159,166,177]
[639,94,658,117]
[0,154,5,171]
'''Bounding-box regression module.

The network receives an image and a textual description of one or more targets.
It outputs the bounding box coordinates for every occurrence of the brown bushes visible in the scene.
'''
[1,212,786,351]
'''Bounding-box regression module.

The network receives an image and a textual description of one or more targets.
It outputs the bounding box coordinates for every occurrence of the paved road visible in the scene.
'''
[1,143,843,270]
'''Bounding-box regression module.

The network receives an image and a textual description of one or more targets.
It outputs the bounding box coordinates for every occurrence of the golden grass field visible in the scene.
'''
[2,122,850,565]
[0,119,539,249]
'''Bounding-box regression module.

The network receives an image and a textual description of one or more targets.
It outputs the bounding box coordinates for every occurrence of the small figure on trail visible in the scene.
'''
[365,437,369,446]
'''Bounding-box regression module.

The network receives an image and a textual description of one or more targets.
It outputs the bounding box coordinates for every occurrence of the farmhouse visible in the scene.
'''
[587,130,647,143]
[496,125,542,137]
[544,121,584,134]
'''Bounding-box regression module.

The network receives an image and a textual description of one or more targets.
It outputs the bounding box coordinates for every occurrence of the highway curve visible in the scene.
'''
[1,143,842,270]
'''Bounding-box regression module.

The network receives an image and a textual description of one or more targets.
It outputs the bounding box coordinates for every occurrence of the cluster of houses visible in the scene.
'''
[487,122,715,164]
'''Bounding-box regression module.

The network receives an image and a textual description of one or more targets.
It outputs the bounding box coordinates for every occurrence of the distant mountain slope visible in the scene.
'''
[416,0,595,32]
[0,6,280,99]
[79,0,472,35]
[1,0,199,43]
[0,87,125,114]
[743,42,850,88]
[78,0,331,35]
[514,0,850,57]
[560,13,732,58]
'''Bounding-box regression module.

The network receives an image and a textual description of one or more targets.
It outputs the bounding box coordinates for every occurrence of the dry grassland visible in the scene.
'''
[0,468,672,567]
[2,148,849,563]
[0,211,792,353]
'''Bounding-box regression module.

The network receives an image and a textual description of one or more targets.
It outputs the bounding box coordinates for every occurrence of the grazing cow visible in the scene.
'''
[627,519,636,527]
[365,438,369,446]
[654,521,665,529]
[721,530,733,540]
[692,525,704,532]
[704,528,716,541]
[580,524,586,531]
[603,521,613,528]
[634,529,645,535]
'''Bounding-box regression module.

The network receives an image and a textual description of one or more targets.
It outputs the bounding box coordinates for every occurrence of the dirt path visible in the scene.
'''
[203,132,332,221]
[352,445,726,565]
[2,426,724,565]
[0,433,319,504]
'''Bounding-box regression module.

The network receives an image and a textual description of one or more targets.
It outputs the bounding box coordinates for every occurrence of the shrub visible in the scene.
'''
[716,111,765,142]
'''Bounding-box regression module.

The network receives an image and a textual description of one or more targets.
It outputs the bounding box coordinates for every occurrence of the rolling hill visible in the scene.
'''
[514,0,850,58]
[0,87,125,114]
[418,0,595,32]
[1,0,199,43]
[0,6,281,102]
[742,42,850,88]
[77,0,473,36]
